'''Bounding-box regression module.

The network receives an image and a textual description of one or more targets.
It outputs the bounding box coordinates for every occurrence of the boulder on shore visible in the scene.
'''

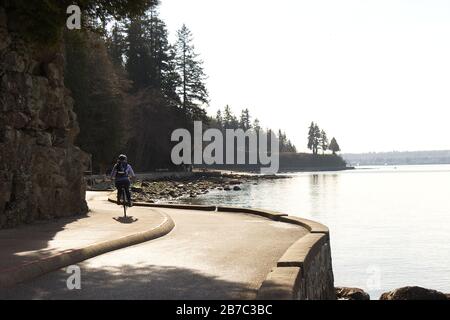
[380,286,448,300]
[335,287,370,300]
[131,186,143,193]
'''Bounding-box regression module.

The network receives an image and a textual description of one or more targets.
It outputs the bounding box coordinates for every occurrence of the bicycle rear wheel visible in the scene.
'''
[122,188,127,217]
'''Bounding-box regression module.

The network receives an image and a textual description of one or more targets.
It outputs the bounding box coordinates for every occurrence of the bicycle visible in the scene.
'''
[117,185,130,218]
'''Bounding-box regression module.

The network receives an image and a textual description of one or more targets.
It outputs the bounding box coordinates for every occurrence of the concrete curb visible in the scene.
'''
[0,212,175,288]
[108,194,216,211]
[278,216,329,235]
[107,193,327,234]
[277,233,327,268]
[127,202,216,211]
[216,206,288,220]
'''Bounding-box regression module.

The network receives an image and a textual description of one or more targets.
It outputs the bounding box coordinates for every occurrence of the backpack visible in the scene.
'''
[115,162,128,178]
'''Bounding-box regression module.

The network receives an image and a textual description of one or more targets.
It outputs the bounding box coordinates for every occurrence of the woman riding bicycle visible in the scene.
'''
[110,154,135,206]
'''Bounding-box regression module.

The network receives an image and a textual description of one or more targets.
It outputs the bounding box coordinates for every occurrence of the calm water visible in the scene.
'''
[183,165,450,298]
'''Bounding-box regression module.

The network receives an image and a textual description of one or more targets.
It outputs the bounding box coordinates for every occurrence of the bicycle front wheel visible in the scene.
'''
[122,188,127,217]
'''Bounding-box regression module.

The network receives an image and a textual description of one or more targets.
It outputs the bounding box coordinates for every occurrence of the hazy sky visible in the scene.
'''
[159,0,450,153]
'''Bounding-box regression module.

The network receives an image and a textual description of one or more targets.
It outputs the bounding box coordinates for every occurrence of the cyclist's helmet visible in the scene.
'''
[118,154,127,161]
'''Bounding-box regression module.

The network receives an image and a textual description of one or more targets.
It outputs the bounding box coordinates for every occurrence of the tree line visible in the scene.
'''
[212,106,297,153]
[64,3,209,172]
[307,122,340,155]
[20,1,336,172]
[63,2,298,172]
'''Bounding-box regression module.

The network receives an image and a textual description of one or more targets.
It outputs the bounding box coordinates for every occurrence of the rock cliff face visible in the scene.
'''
[0,7,89,228]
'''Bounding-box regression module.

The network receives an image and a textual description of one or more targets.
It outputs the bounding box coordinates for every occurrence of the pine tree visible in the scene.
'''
[162,46,181,107]
[120,7,188,170]
[286,140,297,153]
[124,9,179,95]
[307,122,316,154]
[313,124,322,155]
[240,108,251,130]
[107,23,126,68]
[278,129,287,151]
[223,105,238,129]
[216,110,224,129]
[307,122,323,155]
[174,24,209,119]
[329,137,341,155]
[320,130,329,154]
[125,15,151,90]
[253,118,261,132]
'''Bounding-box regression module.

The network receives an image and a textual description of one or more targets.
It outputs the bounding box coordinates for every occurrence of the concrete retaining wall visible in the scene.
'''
[214,206,335,300]
[257,229,335,300]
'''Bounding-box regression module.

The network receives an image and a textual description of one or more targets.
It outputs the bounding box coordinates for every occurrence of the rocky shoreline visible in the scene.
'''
[336,286,450,300]
[88,172,290,203]
[131,173,289,203]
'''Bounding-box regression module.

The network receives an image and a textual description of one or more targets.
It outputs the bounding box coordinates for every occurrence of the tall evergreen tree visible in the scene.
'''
[216,110,224,129]
[329,137,341,154]
[307,122,322,155]
[162,46,182,107]
[240,109,251,130]
[307,122,316,154]
[122,9,186,170]
[313,124,322,155]
[174,24,209,120]
[320,130,329,154]
[223,105,238,129]
[107,23,127,67]
[124,9,178,92]
[278,129,286,151]
[125,15,151,90]
[253,118,261,132]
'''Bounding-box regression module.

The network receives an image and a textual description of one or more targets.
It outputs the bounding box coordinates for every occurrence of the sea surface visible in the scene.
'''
[182,165,450,298]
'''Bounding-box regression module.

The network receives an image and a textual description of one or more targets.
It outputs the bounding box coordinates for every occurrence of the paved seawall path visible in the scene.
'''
[0,191,308,299]
[0,192,174,289]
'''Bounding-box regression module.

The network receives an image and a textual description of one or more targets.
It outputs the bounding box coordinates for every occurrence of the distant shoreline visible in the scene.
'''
[278,166,355,173]
[343,150,450,166]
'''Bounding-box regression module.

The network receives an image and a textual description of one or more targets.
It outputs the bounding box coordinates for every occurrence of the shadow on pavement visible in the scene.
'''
[0,215,89,270]
[0,264,257,300]
[113,216,139,224]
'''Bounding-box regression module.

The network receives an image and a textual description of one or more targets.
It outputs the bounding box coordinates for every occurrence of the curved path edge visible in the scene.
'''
[0,212,175,289]
[215,206,335,300]
[108,194,335,300]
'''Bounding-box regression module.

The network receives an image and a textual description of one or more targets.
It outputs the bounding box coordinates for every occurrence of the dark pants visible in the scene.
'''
[116,179,131,203]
